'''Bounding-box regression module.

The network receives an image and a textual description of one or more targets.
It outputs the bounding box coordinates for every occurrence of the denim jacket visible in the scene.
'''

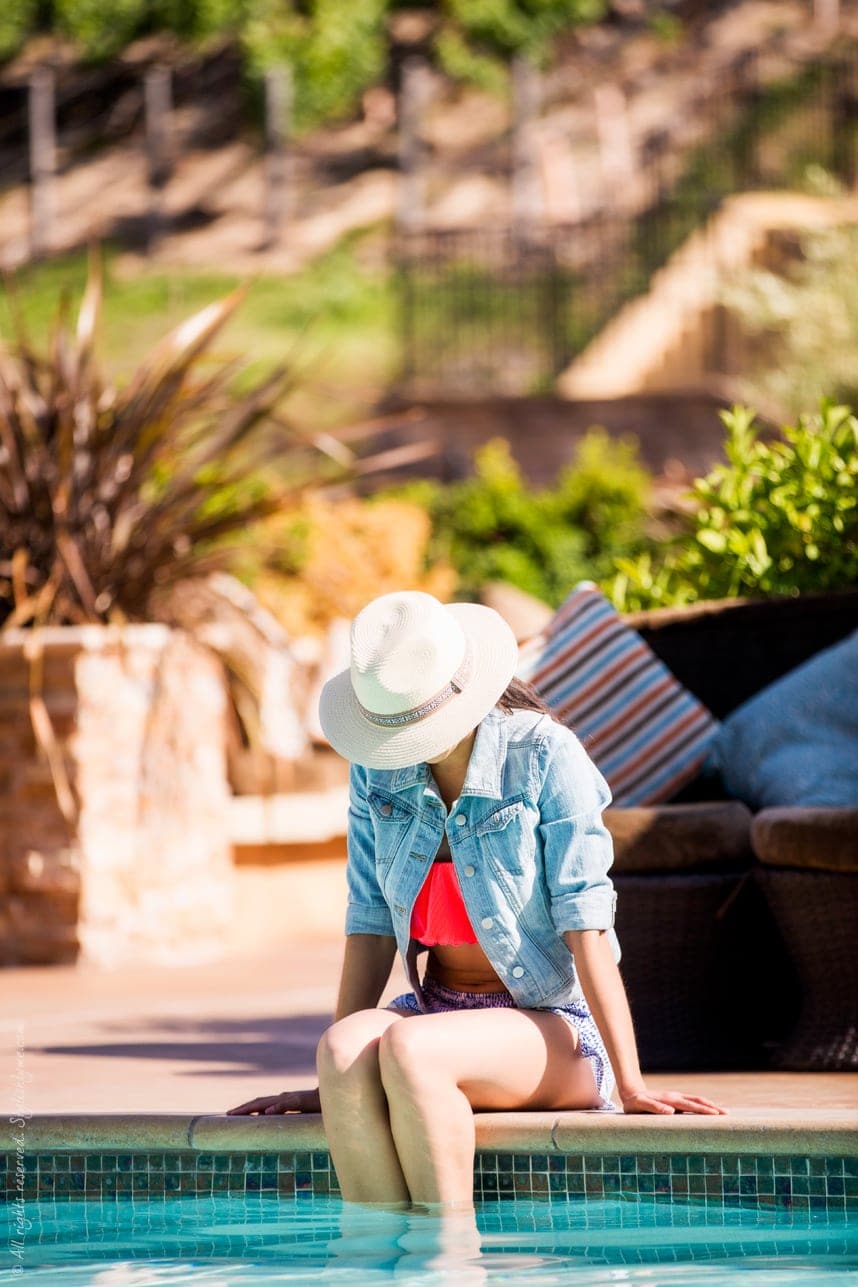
[345,707,621,1011]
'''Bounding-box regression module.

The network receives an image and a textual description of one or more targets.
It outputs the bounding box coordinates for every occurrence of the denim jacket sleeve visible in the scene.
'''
[344,762,396,937]
[537,726,617,934]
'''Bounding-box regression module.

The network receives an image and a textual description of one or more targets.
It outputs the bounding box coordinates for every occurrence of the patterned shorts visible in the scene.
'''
[386,973,619,1113]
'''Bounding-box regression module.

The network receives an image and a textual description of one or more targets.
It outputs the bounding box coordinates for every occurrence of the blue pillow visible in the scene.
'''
[708,630,858,809]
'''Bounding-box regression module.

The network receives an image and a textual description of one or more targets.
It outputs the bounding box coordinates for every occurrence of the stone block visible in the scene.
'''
[0,625,233,969]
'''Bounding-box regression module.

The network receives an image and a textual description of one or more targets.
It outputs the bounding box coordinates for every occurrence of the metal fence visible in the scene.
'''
[396,43,858,396]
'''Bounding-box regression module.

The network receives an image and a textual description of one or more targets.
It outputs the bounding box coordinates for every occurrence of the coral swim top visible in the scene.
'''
[410,835,478,947]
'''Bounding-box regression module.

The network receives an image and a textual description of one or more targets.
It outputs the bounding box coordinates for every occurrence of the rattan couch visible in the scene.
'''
[603,588,858,1073]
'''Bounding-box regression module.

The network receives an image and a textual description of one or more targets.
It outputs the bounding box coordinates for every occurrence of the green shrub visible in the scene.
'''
[0,0,38,61]
[437,0,606,86]
[608,403,858,611]
[392,430,651,606]
[721,224,858,419]
[241,0,387,131]
[54,0,150,59]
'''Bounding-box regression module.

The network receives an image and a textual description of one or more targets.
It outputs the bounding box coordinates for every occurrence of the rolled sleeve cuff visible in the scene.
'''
[345,901,395,936]
[552,888,617,934]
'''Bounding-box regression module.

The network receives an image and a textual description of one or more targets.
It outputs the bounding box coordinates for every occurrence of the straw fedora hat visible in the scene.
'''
[318,590,519,769]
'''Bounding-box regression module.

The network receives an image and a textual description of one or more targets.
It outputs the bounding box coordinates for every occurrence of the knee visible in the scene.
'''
[377,1020,437,1095]
[316,1011,385,1084]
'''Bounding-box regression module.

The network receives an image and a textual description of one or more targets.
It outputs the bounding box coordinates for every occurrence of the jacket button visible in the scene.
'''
[480,916,493,929]
[512,966,525,978]
[463,864,475,877]
[455,815,467,827]
[380,803,392,816]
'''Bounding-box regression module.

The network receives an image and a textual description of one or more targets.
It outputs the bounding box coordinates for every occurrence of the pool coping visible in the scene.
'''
[3,1111,857,1157]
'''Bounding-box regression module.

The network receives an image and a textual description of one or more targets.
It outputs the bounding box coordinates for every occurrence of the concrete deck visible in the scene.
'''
[2,936,856,1155]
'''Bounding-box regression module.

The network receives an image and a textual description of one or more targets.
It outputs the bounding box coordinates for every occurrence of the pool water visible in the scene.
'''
[2,1195,856,1285]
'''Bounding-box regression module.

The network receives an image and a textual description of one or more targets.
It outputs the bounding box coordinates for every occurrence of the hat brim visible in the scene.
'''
[318,603,519,769]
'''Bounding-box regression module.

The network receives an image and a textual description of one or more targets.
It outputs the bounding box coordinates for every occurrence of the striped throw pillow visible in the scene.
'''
[517,584,720,806]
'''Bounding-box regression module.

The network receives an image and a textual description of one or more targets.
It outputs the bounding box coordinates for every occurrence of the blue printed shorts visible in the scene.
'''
[387,973,619,1113]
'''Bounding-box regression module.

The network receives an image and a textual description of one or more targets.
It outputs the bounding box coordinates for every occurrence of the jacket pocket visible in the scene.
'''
[368,791,415,873]
[475,798,534,876]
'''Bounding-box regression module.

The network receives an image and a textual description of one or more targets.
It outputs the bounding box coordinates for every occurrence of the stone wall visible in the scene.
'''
[0,625,233,967]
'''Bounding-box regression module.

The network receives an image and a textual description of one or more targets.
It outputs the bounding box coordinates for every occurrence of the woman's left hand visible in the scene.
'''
[621,1087,727,1115]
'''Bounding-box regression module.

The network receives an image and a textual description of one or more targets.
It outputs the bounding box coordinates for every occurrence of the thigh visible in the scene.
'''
[317,1007,405,1072]
[383,1007,600,1111]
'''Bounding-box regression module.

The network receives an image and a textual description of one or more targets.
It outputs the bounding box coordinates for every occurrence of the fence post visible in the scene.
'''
[813,0,840,38]
[28,67,56,259]
[263,64,292,249]
[511,55,542,236]
[397,56,431,232]
[144,65,172,252]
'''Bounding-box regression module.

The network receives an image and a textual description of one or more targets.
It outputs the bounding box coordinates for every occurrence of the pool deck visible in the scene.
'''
[2,936,856,1158]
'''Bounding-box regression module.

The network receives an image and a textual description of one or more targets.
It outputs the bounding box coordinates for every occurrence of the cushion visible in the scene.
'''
[708,630,858,809]
[517,584,720,806]
[751,807,858,873]
[606,801,753,874]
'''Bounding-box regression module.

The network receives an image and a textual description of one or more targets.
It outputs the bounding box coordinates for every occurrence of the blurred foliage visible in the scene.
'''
[607,403,858,612]
[0,247,351,631]
[0,0,37,61]
[240,0,388,132]
[5,1,605,129]
[720,222,858,421]
[390,431,651,607]
[54,0,148,58]
[241,493,457,636]
[0,234,398,433]
[645,8,683,46]
[436,0,605,89]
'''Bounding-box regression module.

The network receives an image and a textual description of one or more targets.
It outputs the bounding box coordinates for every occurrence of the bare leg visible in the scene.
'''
[316,1007,410,1205]
[378,1008,601,1206]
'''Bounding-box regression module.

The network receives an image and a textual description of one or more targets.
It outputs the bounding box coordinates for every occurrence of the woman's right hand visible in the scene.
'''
[226,1088,321,1115]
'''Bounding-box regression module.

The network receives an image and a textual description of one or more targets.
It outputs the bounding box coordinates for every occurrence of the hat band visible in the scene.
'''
[356,644,473,729]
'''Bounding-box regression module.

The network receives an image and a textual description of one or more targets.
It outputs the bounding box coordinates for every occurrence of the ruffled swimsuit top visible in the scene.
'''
[410,834,479,947]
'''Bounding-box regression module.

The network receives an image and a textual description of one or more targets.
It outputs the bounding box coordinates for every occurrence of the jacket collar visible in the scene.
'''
[377,708,508,800]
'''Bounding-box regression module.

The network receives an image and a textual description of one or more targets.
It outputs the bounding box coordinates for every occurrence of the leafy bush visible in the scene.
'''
[0,0,37,61]
[608,403,858,611]
[392,430,651,607]
[721,223,858,420]
[240,0,388,132]
[2,1,607,128]
[54,0,150,59]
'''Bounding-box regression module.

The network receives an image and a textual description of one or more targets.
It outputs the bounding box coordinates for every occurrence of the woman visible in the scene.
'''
[228,591,726,1207]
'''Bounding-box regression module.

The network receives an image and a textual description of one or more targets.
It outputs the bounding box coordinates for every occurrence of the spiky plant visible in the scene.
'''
[0,249,341,631]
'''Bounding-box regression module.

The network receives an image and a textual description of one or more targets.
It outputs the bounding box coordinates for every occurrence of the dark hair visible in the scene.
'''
[495,676,559,720]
